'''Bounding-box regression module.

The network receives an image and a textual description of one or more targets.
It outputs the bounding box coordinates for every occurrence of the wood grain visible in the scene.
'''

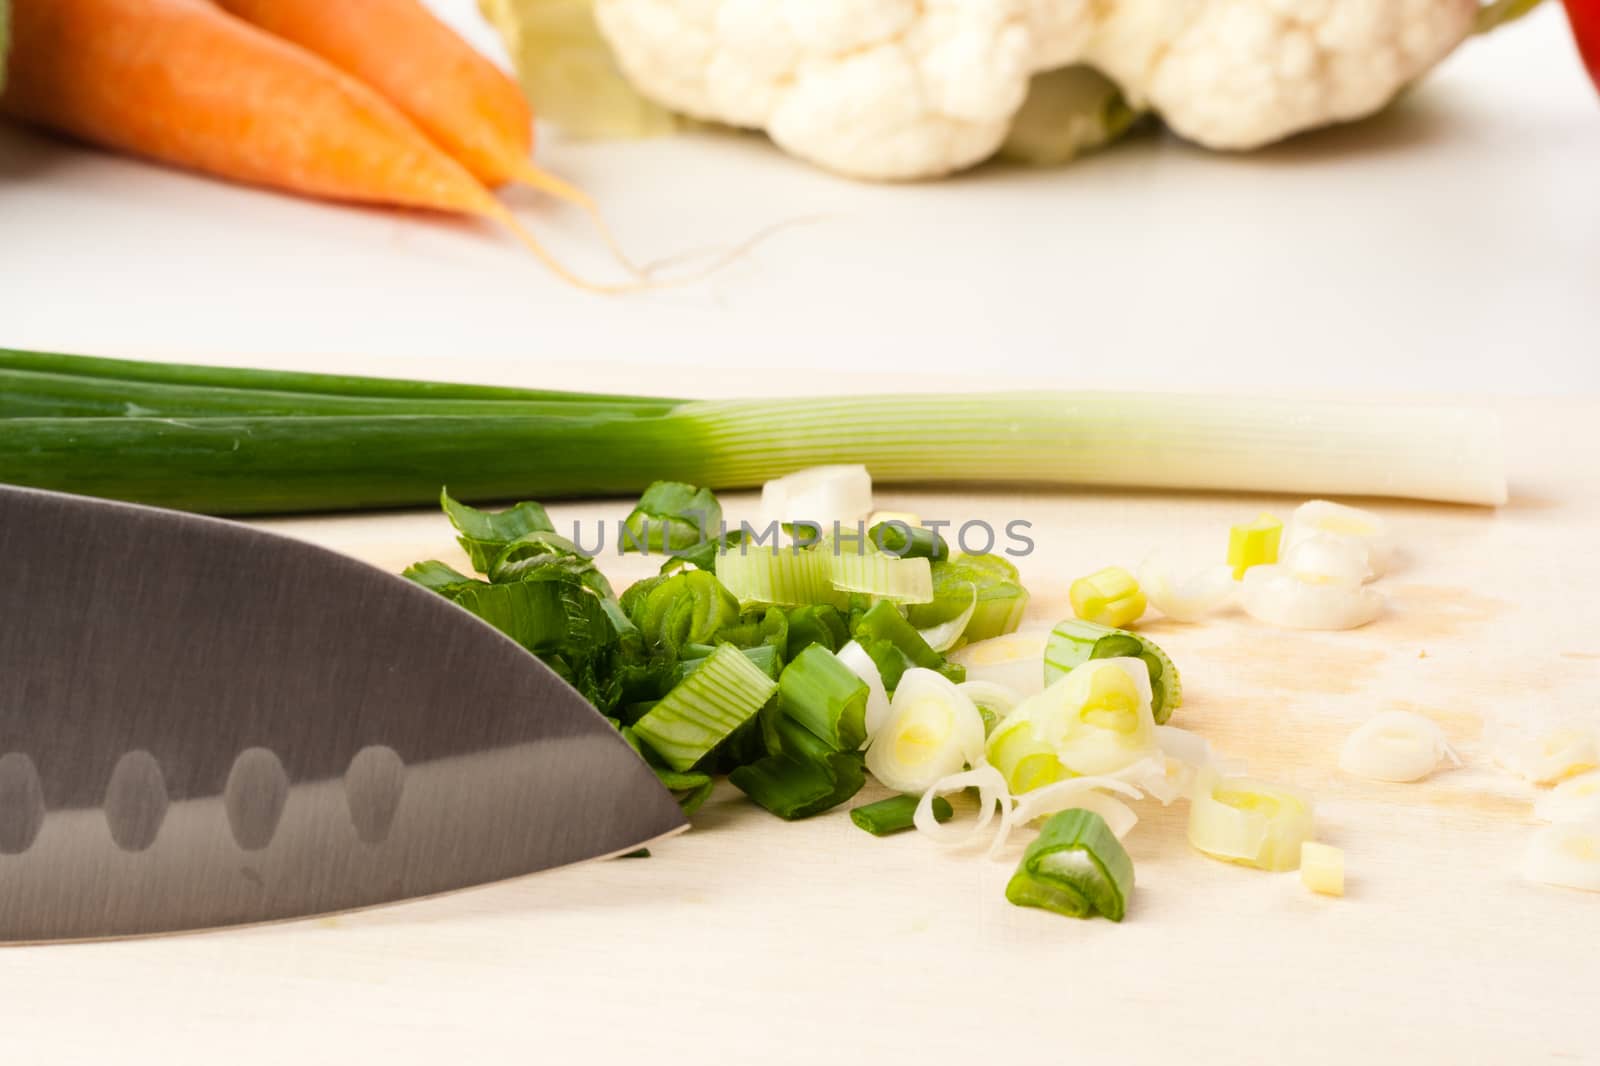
[4,383,1595,1066]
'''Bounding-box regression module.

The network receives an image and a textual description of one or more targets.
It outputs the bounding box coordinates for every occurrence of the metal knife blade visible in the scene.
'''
[0,485,687,943]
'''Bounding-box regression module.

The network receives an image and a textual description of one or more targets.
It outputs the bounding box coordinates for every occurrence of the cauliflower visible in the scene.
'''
[590,0,1482,179]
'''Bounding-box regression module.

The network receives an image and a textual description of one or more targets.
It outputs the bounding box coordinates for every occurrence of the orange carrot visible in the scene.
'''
[0,0,627,289]
[212,0,637,268]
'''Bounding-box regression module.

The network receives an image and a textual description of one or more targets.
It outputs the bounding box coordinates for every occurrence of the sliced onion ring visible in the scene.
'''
[914,764,1011,846]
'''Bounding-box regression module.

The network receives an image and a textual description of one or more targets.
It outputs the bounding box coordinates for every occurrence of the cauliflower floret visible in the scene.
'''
[597,0,1037,179]
[594,0,1484,178]
[1089,0,1480,149]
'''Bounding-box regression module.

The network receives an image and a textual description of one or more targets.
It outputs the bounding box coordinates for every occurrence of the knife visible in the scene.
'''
[0,484,687,943]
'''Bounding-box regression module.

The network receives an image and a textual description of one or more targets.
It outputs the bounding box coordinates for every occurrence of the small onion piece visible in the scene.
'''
[1188,768,1315,872]
[1523,823,1600,893]
[1283,500,1392,580]
[990,776,1143,858]
[917,584,977,653]
[1494,726,1600,786]
[1239,565,1384,630]
[1535,769,1600,824]
[1339,711,1459,783]
[1283,535,1371,586]
[914,764,1011,846]
[760,464,873,529]
[836,640,892,743]
[1138,553,1238,623]
[948,631,1049,695]
[865,668,986,794]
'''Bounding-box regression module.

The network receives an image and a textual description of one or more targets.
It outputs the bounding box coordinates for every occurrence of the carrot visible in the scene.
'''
[0,0,630,290]
[212,0,640,272]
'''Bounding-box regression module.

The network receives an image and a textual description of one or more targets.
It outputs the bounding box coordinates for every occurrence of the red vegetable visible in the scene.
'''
[1565,0,1600,92]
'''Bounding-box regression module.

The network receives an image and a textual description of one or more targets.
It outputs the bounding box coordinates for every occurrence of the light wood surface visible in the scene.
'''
[4,370,1596,1066]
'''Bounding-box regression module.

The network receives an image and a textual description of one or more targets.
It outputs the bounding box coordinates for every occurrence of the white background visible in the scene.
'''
[1,1,1597,393]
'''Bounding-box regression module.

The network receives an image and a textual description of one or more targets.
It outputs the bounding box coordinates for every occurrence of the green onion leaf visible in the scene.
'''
[784,604,849,659]
[778,646,870,751]
[851,794,953,836]
[868,522,949,561]
[401,559,482,595]
[853,600,965,688]
[1005,808,1134,922]
[442,489,555,572]
[632,644,778,771]
[907,554,1030,644]
[1044,618,1182,724]
[626,570,742,657]
[622,481,722,553]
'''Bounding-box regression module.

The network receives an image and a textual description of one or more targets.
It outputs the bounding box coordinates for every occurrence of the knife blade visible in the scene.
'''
[0,484,687,943]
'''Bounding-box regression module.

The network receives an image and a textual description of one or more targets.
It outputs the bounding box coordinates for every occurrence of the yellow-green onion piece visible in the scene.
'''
[1227,512,1283,580]
[829,547,934,605]
[715,546,837,608]
[852,794,952,836]
[865,669,986,794]
[632,644,778,771]
[1070,566,1147,628]
[1300,842,1345,897]
[1522,823,1600,893]
[986,658,1159,793]
[1005,809,1135,922]
[917,584,976,653]
[1187,768,1315,872]
[778,646,869,751]
[1535,769,1600,824]
[908,554,1030,644]
[1043,618,1182,725]
[948,631,1049,696]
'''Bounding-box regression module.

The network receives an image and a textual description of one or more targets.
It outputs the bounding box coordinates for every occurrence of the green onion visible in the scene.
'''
[623,571,741,656]
[728,713,866,819]
[631,644,778,771]
[673,643,783,685]
[783,604,849,659]
[868,522,949,561]
[851,794,953,836]
[828,546,934,604]
[1005,808,1135,921]
[442,489,554,572]
[778,645,870,751]
[716,546,836,607]
[1069,566,1147,628]
[907,554,1029,644]
[1044,619,1182,724]
[854,600,965,688]
[621,480,721,553]
[1,350,1508,514]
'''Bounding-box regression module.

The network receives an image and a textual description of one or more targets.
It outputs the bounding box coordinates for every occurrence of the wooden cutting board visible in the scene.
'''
[5,377,1596,1065]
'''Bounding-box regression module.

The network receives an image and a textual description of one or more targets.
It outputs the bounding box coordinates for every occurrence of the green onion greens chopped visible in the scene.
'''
[1005,809,1135,921]
[1044,618,1182,724]
[851,794,952,836]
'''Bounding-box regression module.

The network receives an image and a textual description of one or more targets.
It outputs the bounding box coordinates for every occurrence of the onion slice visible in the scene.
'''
[760,465,873,529]
[1138,553,1237,623]
[1239,564,1384,630]
[1494,726,1600,786]
[1283,500,1392,580]
[1524,823,1600,893]
[917,584,977,653]
[1535,769,1600,824]
[1339,711,1459,783]
[1188,768,1315,872]
[948,631,1049,695]
[865,669,986,794]
[990,775,1143,857]
[836,640,892,743]
[914,764,1011,846]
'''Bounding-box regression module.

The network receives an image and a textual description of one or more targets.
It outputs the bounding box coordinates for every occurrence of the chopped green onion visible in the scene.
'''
[907,554,1029,644]
[716,545,837,607]
[864,669,986,794]
[1005,809,1134,922]
[835,640,892,740]
[828,544,934,604]
[624,570,742,655]
[868,521,949,561]
[851,794,952,836]
[916,584,977,653]
[441,488,554,571]
[783,604,849,658]
[853,601,963,685]
[1227,512,1283,580]
[622,480,721,553]
[986,659,1159,792]
[1069,566,1147,628]
[631,644,778,771]
[948,631,1048,696]
[956,680,1023,735]
[401,559,481,595]
[1188,768,1315,872]
[728,748,866,820]
[653,768,716,817]
[673,643,783,686]
[1043,618,1182,724]
[778,646,870,751]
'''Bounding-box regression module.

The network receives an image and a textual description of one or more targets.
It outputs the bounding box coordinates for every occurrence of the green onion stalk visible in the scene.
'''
[0,350,1507,514]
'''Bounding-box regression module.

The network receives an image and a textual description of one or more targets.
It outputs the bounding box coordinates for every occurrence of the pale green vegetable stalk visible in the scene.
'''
[479,0,679,139]
[1000,66,1143,167]
[2,352,1509,513]
[631,644,777,771]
